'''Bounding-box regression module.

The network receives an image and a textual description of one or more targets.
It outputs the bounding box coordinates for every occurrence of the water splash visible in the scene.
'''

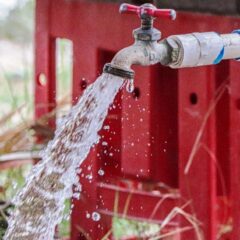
[4,73,124,240]
[92,212,101,222]
[126,78,134,93]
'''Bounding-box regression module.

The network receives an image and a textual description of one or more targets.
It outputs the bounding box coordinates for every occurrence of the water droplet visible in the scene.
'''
[102,141,108,146]
[86,213,91,219]
[98,169,105,176]
[92,212,101,221]
[86,174,93,180]
[126,79,134,93]
[103,125,110,130]
[12,182,18,190]
[87,166,92,171]
[73,192,80,199]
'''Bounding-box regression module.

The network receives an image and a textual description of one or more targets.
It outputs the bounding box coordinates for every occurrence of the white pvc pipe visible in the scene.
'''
[166,31,240,68]
[221,33,240,60]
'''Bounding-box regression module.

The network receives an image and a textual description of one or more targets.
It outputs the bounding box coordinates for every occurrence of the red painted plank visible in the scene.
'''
[178,67,217,239]
[229,61,240,240]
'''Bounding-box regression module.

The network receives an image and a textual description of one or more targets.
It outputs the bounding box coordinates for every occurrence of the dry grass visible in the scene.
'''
[217,218,232,239]
[0,95,71,156]
[184,79,229,174]
[99,187,202,240]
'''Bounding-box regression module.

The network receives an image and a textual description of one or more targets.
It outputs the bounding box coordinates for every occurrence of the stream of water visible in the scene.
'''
[4,73,124,240]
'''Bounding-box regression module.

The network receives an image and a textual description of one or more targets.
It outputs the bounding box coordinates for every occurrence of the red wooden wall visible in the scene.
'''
[35,1,240,239]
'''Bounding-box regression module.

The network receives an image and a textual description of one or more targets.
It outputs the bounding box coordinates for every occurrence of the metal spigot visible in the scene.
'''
[103,3,176,79]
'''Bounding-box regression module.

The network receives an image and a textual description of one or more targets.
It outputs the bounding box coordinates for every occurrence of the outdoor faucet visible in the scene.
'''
[103,3,175,79]
[103,3,240,79]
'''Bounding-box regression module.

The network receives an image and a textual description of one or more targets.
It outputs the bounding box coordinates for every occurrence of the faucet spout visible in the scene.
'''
[104,40,170,79]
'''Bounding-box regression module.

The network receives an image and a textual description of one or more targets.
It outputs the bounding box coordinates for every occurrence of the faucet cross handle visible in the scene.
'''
[119,3,176,21]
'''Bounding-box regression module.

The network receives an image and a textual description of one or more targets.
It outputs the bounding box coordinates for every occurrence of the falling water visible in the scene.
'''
[4,73,124,240]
